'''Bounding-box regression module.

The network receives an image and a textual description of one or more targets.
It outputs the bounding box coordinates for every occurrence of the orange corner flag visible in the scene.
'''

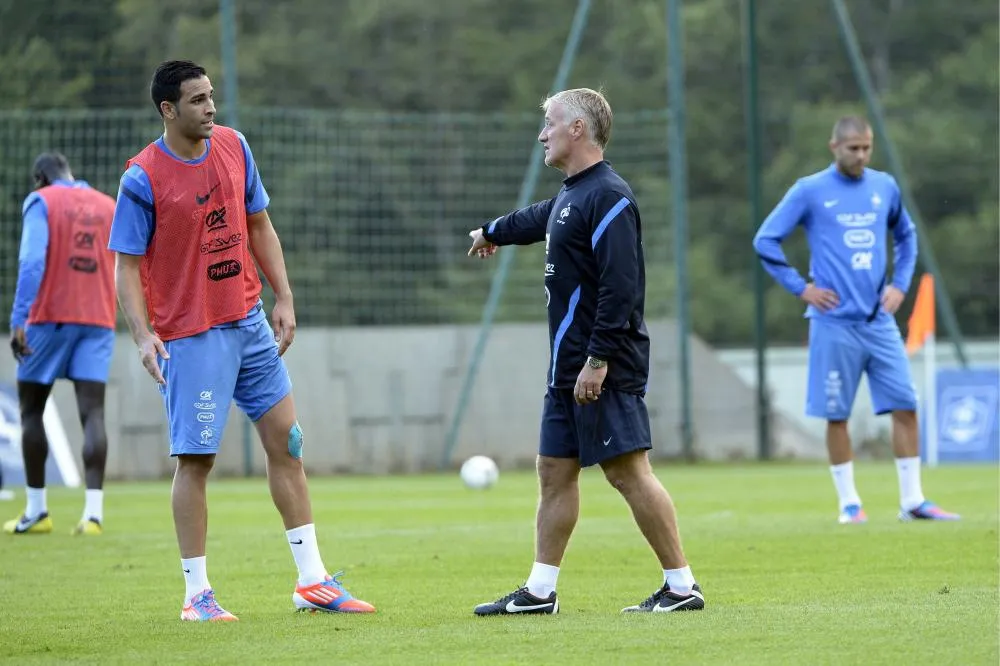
[905,274,936,355]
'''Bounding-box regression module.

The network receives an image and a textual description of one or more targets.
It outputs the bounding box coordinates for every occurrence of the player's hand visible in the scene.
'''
[9,327,30,363]
[574,363,607,405]
[136,332,168,385]
[467,228,497,258]
[800,284,840,312]
[881,285,905,315]
[272,296,296,356]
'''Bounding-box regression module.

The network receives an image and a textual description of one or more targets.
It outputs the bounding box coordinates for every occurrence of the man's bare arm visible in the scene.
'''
[247,210,296,354]
[115,252,168,383]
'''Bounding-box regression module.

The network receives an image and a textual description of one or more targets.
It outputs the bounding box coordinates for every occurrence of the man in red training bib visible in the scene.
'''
[109,60,374,622]
[5,153,116,537]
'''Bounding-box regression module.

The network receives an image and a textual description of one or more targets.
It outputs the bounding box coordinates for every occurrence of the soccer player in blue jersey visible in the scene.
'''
[753,116,959,524]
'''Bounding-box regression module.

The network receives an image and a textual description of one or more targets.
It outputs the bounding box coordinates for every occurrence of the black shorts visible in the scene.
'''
[539,387,653,467]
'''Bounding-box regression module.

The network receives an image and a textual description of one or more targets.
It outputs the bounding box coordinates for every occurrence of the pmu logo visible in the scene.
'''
[68,256,98,273]
[207,259,242,281]
[843,229,876,249]
[204,206,227,230]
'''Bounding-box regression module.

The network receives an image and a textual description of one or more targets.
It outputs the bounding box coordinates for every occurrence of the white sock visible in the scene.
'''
[83,489,104,523]
[663,566,696,595]
[525,562,560,599]
[829,462,862,511]
[25,486,46,518]
[286,524,328,586]
[896,456,926,511]
[181,556,211,602]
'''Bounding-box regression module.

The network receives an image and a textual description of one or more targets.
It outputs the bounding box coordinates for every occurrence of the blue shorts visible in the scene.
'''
[806,317,917,420]
[158,317,292,456]
[17,323,114,385]
[540,387,652,467]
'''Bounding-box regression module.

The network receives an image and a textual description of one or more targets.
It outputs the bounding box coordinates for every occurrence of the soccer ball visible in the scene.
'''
[460,455,499,490]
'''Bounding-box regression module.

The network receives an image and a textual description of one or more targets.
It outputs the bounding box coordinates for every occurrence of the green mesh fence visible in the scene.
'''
[1,0,996,343]
[0,109,672,329]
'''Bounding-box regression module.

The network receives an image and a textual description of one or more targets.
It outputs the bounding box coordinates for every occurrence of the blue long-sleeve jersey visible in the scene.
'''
[752,164,918,322]
[483,161,650,393]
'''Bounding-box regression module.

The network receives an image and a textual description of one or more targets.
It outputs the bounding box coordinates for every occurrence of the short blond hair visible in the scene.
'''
[831,115,872,142]
[542,87,613,150]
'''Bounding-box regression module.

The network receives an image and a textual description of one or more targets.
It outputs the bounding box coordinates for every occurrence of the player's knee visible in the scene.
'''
[826,419,848,431]
[83,417,108,446]
[176,454,215,476]
[603,467,637,496]
[20,411,46,436]
[536,456,576,493]
[83,440,107,463]
[601,460,636,494]
[287,422,303,460]
[80,404,106,429]
[891,410,917,426]
[601,451,650,496]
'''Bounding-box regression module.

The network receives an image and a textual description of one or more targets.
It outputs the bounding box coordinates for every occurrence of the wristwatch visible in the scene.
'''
[587,356,607,369]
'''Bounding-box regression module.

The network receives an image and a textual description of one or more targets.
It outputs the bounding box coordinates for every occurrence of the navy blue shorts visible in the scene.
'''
[539,387,652,467]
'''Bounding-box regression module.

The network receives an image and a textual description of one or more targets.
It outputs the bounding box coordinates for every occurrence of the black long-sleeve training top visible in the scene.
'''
[482,160,650,394]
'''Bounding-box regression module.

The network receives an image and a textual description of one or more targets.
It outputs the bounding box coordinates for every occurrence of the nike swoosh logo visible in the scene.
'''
[823,200,838,208]
[183,569,191,574]
[653,591,703,612]
[196,183,220,205]
[505,600,553,613]
[603,437,612,446]
[290,539,304,545]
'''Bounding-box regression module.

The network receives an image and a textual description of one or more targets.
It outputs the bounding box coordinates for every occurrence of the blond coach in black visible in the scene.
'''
[467,88,705,617]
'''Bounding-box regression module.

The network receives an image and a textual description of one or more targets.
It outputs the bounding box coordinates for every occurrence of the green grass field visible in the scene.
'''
[0,463,996,665]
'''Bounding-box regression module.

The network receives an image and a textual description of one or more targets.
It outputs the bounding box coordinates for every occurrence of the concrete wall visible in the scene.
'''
[0,319,825,480]
[718,339,1000,449]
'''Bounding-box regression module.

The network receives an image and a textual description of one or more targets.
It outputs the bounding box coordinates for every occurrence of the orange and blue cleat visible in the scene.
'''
[838,504,868,524]
[293,571,376,614]
[180,589,238,622]
[899,500,960,522]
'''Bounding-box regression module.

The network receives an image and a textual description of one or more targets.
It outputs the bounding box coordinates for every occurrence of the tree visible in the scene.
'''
[0,0,995,346]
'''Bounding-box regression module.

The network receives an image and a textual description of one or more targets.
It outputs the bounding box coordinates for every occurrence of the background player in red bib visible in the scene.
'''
[5,153,116,537]
[109,60,374,622]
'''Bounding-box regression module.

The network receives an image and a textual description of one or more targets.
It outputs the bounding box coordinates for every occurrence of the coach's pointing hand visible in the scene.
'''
[467,228,497,258]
